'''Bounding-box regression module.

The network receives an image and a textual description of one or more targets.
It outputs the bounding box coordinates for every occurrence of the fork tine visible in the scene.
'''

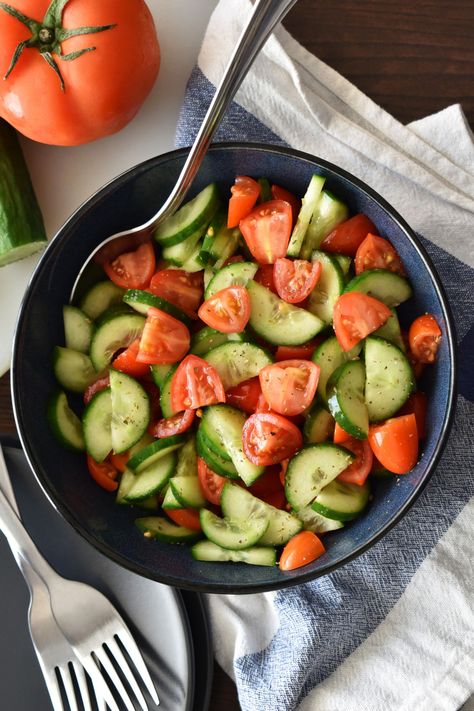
[80,654,121,711]
[116,629,159,705]
[93,646,138,711]
[58,665,80,711]
[38,664,66,711]
[106,637,148,711]
[90,672,108,711]
[71,661,94,711]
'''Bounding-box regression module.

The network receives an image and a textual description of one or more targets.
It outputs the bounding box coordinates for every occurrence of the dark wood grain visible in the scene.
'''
[1,2,472,709]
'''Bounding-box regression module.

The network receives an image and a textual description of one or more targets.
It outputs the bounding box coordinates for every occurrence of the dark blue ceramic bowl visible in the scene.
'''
[12,144,456,593]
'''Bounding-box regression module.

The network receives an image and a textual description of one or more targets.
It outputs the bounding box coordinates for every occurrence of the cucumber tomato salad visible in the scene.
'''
[49,174,442,571]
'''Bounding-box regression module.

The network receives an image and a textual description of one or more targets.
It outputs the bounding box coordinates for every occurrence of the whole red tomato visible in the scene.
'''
[0,0,160,145]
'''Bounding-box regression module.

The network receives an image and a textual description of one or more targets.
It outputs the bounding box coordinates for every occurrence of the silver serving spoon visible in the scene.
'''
[71,0,298,300]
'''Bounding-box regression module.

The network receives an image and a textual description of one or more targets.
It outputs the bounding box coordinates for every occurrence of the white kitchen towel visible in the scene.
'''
[175,2,474,710]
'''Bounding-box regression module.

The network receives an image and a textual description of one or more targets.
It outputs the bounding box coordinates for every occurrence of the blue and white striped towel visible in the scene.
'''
[175,2,474,710]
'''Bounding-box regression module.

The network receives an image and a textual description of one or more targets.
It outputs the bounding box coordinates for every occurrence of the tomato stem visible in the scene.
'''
[0,0,116,92]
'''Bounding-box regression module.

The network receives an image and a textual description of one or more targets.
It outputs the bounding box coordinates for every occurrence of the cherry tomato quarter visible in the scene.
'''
[242,412,303,466]
[166,508,201,531]
[368,414,418,474]
[150,409,196,438]
[408,314,442,364]
[227,176,260,228]
[225,377,263,414]
[197,457,226,505]
[198,286,250,333]
[279,531,325,571]
[355,234,405,275]
[239,200,292,264]
[333,292,391,351]
[270,184,301,226]
[103,241,156,290]
[136,308,190,364]
[149,269,203,316]
[86,454,118,492]
[259,360,320,416]
[320,214,376,256]
[112,339,150,379]
[274,258,322,304]
[337,438,373,486]
[170,355,225,411]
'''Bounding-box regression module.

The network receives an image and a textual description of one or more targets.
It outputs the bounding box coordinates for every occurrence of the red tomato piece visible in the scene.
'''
[171,355,226,411]
[242,412,303,466]
[333,292,391,351]
[270,184,301,226]
[83,373,110,405]
[337,438,373,486]
[166,508,201,531]
[259,360,320,417]
[136,308,190,364]
[279,531,325,571]
[150,409,195,438]
[112,338,150,378]
[254,264,278,293]
[197,457,227,505]
[273,258,322,304]
[368,414,418,474]
[275,340,321,361]
[408,314,442,364]
[239,200,292,264]
[227,176,260,228]
[108,451,129,473]
[86,454,118,492]
[103,241,156,290]
[198,286,250,334]
[149,269,203,316]
[320,214,376,256]
[397,392,428,439]
[223,255,245,266]
[355,233,405,276]
[279,458,290,487]
[225,377,262,414]
[333,422,351,444]
[249,465,284,498]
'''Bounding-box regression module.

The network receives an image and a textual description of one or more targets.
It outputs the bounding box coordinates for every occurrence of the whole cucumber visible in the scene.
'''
[0,121,47,267]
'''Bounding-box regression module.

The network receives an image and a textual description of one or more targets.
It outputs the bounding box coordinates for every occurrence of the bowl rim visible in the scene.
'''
[11,141,457,593]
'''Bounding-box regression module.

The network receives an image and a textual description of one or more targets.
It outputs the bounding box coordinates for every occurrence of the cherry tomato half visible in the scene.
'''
[274,258,322,304]
[333,292,391,351]
[320,214,376,256]
[239,200,292,265]
[103,241,156,290]
[408,314,442,364]
[149,269,203,316]
[242,412,303,466]
[227,176,260,228]
[368,414,418,474]
[136,308,190,364]
[279,531,325,571]
[198,286,250,333]
[355,233,405,276]
[171,355,225,411]
[259,360,320,416]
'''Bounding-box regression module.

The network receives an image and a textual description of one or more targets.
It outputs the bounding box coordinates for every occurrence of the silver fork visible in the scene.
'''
[0,444,158,711]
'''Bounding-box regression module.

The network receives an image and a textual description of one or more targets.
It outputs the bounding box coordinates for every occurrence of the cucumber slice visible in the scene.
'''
[154,183,219,247]
[170,476,206,508]
[175,436,198,477]
[89,312,145,371]
[306,250,345,324]
[203,341,273,390]
[199,208,241,266]
[200,508,268,550]
[123,289,191,324]
[127,434,186,473]
[257,177,272,203]
[221,483,302,546]
[116,467,136,504]
[53,346,96,394]
[303,403,335,444]
[364,336,414,422]
[136,516,201,544]
[312,336,362,401]
[247,280,324,346]
[159,365,178,418]
[150,363,173,389]
[82,388,112,462]
[63,306,93,354]
[287,174,326,257]
[109,369,150,453]
[312,479,370,521]
[300,190,349,260]
[373,308,405,351]
[191,540,276,566]
[285,443,354,510]
[204,261,258,299]
[162,226,206,266]
[327,360,368,439]
[124,452,176,503]
[200,405,264,485]
[80,281,125,320]
[344,269,412,306]
[296,506,345,533]
[47,391,85,451]
[196,428,239,478]
[181,243,206,272]
[190,327,246,357]
[203,267,215,290]
[332,254,352,277]
[162,482,184,510]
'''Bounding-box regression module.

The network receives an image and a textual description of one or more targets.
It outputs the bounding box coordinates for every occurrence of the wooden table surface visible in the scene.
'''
[1,1,472,709]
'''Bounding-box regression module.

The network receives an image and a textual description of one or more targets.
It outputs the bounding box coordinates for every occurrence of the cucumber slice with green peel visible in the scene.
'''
[80,281,125,320]
[109,369,150,453]
[285,443,354,511]
[312,336,362,401]
[300,190,349,260]
[124,452,176,503]
[296,506,345,533]
[159,365,178,418]
[162,482,184,510]
[306,251,345,324]
[170,476,206,508]
[332,254,352,277]
[196,428,239,478]
[150,363,173,389]
[123,289,191,324]
[53,346,96,394]
[200,405,264,485]
[162,226,206,266]
[63,306,93,354]
[136,516,201,544]
[364,336,414,422]
[138,496,159,510]
[203,267,215,290]
[373,308,405,351]
[204,261,258,299]
[127,434,186,473]
[221,483,302,546]
[326,360,368,439]
[198,413,232,462]
[175,437,198,478]
[191,540,276,566]
[287,174,326,257]
[247,280,324,346]
[116,467,136,504]
[199,208,241,266]
[200,508,268,550]
[89,312,145,371]
[47,391,85,451]
[257,177,272,203]
[181,243,206,273]
[311,479,370,521]
[154,183,219,247]
[303,403,335,444]
[190,327,246,357]
[344,269,412,306]
[82,388,112,463]
[203,342,273,390]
